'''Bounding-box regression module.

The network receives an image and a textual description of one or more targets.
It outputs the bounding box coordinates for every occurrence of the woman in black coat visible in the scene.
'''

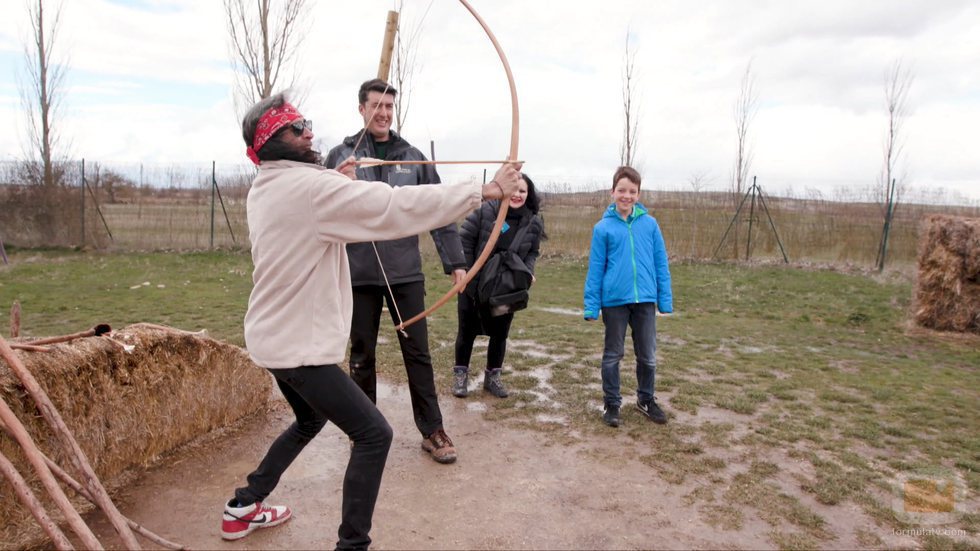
[453,173,545,398]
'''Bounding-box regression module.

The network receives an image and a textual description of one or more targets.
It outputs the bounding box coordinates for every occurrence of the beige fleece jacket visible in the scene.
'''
[244,159,482,369]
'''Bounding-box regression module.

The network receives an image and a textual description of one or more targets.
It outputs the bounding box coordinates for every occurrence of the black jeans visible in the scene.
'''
[454,290,514,369]
[235,364,392,550]
[349,281,443,437]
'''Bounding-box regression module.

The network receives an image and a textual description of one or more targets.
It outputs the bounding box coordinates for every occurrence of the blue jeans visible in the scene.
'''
[600,303,658,408]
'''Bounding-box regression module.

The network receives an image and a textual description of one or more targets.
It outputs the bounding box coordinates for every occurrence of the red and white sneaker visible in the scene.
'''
[220,500,292,540]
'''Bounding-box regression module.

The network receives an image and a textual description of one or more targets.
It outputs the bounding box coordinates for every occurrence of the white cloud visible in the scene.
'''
[0,0,977,203]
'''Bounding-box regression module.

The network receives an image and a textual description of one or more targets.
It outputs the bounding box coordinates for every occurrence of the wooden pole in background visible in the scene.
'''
[10,301,19,338]
[377,10,399,80]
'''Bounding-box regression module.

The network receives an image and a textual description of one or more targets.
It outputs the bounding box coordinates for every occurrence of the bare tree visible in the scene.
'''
[20,0,68,189]
[687,171,711,257]
[874,59,913,271]
[729,60,758,257]
[619,28,640,167]
[391,0,433,134]
[224,0,310,113]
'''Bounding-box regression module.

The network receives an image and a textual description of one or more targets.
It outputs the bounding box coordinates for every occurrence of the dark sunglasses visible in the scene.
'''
[288,119,313,135]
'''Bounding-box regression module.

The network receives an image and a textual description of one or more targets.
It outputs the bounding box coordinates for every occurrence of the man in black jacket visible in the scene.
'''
[324,79,464,464]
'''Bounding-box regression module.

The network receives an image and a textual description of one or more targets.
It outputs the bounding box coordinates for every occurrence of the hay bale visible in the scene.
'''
[914,215,980,333]
[0,323,271,549]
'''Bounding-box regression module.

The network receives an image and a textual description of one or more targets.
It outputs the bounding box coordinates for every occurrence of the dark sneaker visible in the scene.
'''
[452,366,469,398]
[637,399,668,424]
[483,368,509,398]
[602,405,620,428]
[221,500,292,540]
[421,428,457,464]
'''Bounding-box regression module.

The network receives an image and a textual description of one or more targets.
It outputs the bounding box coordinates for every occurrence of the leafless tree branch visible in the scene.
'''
[224,0,310,115]
[728,60,758,258]
[875,59,913,271]
[619,28,640,167]
[731,60,757,201]
[19,0,68,189]
[392,0,433,134]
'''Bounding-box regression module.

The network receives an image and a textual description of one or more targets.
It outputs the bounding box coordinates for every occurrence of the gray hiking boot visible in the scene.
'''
[483,368,509,398]
[452,366,469,398]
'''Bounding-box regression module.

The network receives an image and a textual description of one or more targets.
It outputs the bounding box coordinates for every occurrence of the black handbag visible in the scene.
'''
[476,219,534,317]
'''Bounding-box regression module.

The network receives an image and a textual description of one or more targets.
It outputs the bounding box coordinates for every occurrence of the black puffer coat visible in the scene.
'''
[459,201,544,286]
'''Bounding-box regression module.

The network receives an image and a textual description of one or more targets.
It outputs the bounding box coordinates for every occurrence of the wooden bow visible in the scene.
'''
[395,0,519,332]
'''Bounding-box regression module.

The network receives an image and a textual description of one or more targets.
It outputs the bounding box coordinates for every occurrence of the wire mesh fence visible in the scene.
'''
[2,159,978,272]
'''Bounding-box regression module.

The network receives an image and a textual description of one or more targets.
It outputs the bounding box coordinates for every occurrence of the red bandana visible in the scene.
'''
[246,102,303,165]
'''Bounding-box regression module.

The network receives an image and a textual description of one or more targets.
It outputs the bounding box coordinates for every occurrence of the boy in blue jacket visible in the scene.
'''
[583,166,673,427]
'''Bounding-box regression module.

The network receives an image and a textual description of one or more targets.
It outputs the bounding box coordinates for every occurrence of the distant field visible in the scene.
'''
[3,182,978,271]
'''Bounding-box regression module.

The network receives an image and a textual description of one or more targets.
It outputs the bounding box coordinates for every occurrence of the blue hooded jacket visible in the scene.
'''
[583,202,672,319]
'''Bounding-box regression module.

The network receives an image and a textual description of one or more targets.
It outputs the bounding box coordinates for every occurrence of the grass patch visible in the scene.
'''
[5,249,979,548]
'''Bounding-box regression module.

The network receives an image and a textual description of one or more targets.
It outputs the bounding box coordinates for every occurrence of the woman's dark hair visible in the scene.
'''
[521,173,542,214]
[241,91,319,164]
[520,173,547,240]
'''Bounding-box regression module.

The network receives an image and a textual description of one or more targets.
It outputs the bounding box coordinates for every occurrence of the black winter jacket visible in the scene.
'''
[459,201,544,282]
[324,130,466,286]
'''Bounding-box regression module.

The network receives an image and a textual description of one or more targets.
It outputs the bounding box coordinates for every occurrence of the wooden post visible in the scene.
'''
[377,10,399,80]
[0,394,102,549]
[21,439,186,551]
[0,334,140,549]
[0,448,73,550]
[10,301,19,338]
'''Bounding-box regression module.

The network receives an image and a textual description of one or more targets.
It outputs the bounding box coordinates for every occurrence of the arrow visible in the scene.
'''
[353,157,523,168]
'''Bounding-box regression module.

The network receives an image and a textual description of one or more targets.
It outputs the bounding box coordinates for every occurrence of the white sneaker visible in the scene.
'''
[220,500,292,540]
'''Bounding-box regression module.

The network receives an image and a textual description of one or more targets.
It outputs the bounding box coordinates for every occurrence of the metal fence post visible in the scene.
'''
[210,161,216,249]
[80,159,85,248]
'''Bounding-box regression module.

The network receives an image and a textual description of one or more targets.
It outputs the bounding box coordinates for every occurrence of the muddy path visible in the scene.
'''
[86,380,914,550]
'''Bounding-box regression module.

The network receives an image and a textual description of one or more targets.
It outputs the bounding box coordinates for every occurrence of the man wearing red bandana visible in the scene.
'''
[221,92,522,550]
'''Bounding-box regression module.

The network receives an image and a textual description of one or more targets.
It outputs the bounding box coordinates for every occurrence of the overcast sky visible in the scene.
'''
[1,0,978,203]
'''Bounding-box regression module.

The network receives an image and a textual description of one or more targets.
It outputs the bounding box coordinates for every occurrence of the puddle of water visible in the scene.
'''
[659,334,688,347]
[524,390,560,406]
[514,348,565,360]
[535,306,583,317]
[535,413,568,425]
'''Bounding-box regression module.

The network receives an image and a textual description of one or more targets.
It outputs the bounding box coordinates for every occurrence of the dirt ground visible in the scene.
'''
[84,380,919,550]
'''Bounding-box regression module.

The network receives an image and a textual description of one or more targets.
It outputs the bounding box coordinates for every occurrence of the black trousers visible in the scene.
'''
[235,365,392,551]
[349,281,443,438]
[454,290,514,370]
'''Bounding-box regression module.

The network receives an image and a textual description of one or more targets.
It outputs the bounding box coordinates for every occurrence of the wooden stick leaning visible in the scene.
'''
[130,322,207,336]
[25,438,185,550]
[10,300,19,338]
[10,343,53,352]
[23,324,112,346]
[0,393,101,549]
[0,447,73,550]
[0,334,140,549]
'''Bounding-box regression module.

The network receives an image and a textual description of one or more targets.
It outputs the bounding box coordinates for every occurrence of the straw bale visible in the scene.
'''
[913,215,980,333]
[0,323,271,549]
